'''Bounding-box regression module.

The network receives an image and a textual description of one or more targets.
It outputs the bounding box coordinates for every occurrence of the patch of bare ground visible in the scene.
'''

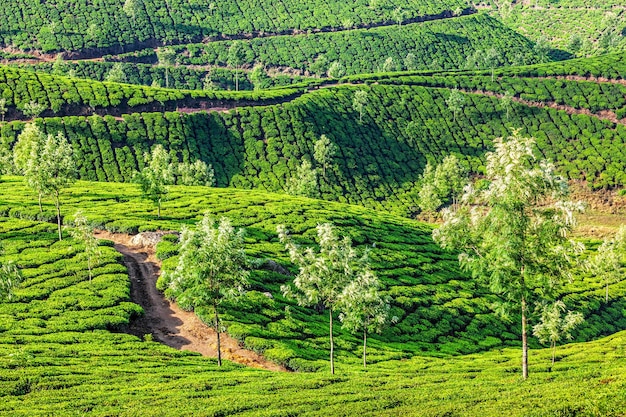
[94,230,287,372]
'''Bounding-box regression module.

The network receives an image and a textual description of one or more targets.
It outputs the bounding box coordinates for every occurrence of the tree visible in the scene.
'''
[203,70,217,91]
[338,269,390,368]
[352,90,368,122]
[532,301,584,365]
[418,155,468,218]
[177,159,215,186]
[164,214,249,366]
[279,223,369,374]
[381,57,396,73]
[156,47,176,89]
[588,226,626,303]
[327,61,346,79]
[13,124,44,211]
[106,63,127,83]
[249,63,269,91]
[134,144,174,218]
[404,53,418,71]
[286,158,318,198]
[123,0,141,20]
[40,132,76,241]
[534,37,550,63]
[342,18,354,32]
[52,54,66,76]
[314,134,338,178]
[0,98,6,122]
[70,211,102,282]
[432,131,585,379]
[227,42,246,92]
[484,48,499,81]
[446,88,465,122]
[0,245,22,301]
[21,101,46,119]
[392,7,404,27]
[500,91,513,121]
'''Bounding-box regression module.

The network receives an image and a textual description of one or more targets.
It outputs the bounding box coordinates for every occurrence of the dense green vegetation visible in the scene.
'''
[25,61,316,92]
[0,64,309,119]
[1,178,625,371]
[0,186,625,415]
[0,0,468,53]
[113,14,541,75]
[488,0,626,57]
[2,82,625,217]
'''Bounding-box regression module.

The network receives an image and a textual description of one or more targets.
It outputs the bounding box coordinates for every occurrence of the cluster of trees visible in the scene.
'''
[279,223,390,372]
[135,144,215,217]
[0,0,466,53]
[155,15,540,76]
[12,123,75,241]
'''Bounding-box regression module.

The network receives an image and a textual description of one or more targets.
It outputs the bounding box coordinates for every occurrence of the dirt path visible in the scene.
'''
[94,230,286,372]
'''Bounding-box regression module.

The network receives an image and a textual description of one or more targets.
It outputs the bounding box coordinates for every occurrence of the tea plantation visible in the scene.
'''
[0,180,625,415]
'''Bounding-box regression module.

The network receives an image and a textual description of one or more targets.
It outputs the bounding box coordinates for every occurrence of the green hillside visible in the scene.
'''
[0,0,469,54]
[111,14,541,75]
[0,186,625,415]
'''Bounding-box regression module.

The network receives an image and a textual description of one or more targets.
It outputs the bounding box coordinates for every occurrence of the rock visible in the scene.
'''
[130,231,177,248]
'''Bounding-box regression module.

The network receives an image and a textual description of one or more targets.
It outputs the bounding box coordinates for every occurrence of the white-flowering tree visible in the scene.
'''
[532,300,584,365]
[327,61,346,79]
[13,123,46,212]
[279,223,369,374]
[177,159,215,187]
[338,269,390,368]
[164,214,249,366]
[106,63,127,83]
[286,158,318,198]
[21,101,46,119]
[352,90,368,122]
[501,91,514,121]
[432,131,584,379]
[123,0,142,20]
[314,134,338,179]
[446,88,465,122]
[134,144,175,218]
[588,226,626,303]
[40,132,76,241]
[156,47,176,89]
[70,211,102,282]
[418,155,468,217]
[227,42,246,92]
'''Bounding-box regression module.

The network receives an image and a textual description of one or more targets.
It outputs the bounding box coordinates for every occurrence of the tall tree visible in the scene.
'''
[352,90,368,122]
[123,0,142,20]
[227,42,246,92]
[338,269,390,369]
[13,123,46,212]
[314,134,338,179]
[404,53,418,71]
[106,63,127,83]
[500,91,513,121]
[532,300,584,365]
[177,159,215,187]
[156,47,176,89]
[432,131,584,380]
[446,88,465,122]
[69,211,102,282]
[588,225,626,303]
[164,214,249,366]
[0,98,6,122]
[134,144,174,218]
[286,158,318,198]
[279,223,369,374]
[418,155,468,217]
[39,132,76,241]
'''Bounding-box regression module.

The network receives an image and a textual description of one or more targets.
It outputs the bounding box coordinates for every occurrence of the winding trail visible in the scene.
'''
[94,230,286,372]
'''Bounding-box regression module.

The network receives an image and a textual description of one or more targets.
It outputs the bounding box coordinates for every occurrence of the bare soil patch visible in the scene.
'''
[94,230,287,372]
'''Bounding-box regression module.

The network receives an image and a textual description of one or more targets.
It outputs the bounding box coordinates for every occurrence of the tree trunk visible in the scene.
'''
[363,328,367,369]
[55,191,62,241]
[329,307,334,375]
[551,341,556,365]
[38,193,43,214]
[214,305,222,366]
[235,68,239,92]
[521,294,528,380]
[157,198,161,218]
[606,282,609,303]
[165,68,169,89]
